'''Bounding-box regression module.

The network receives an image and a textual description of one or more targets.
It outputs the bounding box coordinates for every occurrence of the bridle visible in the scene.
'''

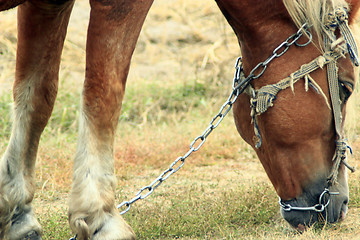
[237,7,358,213]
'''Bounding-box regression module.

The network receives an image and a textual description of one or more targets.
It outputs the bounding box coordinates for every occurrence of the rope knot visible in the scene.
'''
[316,56,326,68]
[328,139,355,185]
[334,7,348,23]
[253,85,280,114]
[325,12,338,30]
[325,7,348,30]
[335,139,347,152]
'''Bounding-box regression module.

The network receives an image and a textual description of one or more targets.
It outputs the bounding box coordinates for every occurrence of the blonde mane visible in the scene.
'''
[283,0,349,49]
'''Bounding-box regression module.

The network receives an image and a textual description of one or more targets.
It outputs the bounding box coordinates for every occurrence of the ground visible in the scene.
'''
[1,1,360,239]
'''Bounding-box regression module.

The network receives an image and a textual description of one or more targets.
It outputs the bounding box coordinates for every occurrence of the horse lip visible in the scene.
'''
[339,210,346,221]
[339,203,348,221]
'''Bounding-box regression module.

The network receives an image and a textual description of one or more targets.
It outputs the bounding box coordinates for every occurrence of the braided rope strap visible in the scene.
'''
[325,7,358,185]
[249,50,341,148]
[249,8,358,186]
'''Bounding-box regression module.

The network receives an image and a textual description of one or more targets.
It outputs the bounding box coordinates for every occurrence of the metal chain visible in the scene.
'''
[117,23,311,216]
[247,23,311,80]
[70,22,312,240]
[117,58,243,215]
[279,188,339,212]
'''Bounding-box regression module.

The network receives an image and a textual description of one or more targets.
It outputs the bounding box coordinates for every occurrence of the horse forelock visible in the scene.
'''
[283,0,351,50]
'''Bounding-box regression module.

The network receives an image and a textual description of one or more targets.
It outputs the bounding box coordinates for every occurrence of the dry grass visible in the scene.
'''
[1,1,360,239]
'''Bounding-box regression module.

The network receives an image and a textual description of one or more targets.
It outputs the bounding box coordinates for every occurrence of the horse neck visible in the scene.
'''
[216,0,297,71]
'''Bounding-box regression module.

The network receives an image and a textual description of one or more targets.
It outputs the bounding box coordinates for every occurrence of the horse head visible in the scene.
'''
[217,0,360,230]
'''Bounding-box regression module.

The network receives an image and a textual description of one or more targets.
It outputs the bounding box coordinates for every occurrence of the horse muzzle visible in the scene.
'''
[279,182,349,230]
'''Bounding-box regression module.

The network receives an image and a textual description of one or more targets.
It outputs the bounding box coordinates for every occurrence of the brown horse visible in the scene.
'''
[0,0,359,239]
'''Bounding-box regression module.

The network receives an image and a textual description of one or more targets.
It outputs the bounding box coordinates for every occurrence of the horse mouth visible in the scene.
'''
[339,203,348,221]
[339,210,346,221]
[292,201,348,232]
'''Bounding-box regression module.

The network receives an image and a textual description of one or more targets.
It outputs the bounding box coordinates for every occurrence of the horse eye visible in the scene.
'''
[339,81,353,104]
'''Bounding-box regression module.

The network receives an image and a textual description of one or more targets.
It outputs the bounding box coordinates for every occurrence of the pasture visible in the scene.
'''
[1,0,360,239]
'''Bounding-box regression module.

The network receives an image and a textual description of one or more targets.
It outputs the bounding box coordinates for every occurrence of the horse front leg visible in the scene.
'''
[0,1,74,239]
[69,1,153,239]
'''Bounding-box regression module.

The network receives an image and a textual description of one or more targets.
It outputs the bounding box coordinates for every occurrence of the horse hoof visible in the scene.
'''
[91,213,135,240]
[7,207,42,240]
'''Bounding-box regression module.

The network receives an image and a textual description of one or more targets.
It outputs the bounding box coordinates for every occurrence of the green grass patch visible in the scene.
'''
[125,182,279,239]
[38,207,72,240]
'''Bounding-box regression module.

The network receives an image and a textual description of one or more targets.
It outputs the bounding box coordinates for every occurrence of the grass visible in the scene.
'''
[1,0,360,239]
